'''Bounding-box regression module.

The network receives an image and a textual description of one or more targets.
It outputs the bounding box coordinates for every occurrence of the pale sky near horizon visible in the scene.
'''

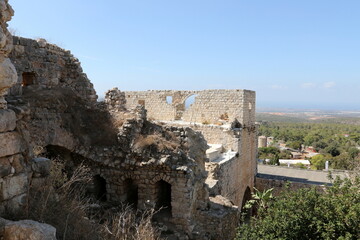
[8,0,360,110]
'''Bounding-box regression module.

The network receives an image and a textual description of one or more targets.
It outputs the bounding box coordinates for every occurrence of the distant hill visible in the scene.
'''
[256,110,360,125]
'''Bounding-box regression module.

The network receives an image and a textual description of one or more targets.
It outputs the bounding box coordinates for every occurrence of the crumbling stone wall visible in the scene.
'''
[0,0,28,214]
[8,36,97,102]
[187,123,242,153]
[124,89,256,125]
[0,4,247,237]
[119,89,258,208]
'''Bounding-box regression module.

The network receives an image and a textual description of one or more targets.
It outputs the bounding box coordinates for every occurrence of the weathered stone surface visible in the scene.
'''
[0,109,16,132]
[0,173,27,200]
[2,193,27,213]
[0,58,17,92]
[9,154,24,174]
[2,219,56,240]
[8,36,97,102]
[122,89,256,125]
[0,132,22,157]
[31,157,51,177]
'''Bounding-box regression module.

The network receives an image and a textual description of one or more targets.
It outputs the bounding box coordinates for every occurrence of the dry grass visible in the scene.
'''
[220,113,229,121]
[202,120,210,125]
[7,158,163,240]
[102,206,161,240]
[133,134,179,152]
[22,160,100,240]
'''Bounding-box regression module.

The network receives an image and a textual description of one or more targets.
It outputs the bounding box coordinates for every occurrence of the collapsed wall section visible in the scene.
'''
[124,89,256,125]
[8,36,97,102]
[120,89,258,208]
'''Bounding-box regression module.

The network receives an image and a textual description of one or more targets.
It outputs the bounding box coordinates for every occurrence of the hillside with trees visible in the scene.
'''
[258,122,360,170]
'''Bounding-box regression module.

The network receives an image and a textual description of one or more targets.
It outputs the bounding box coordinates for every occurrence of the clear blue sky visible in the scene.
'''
[8,0,360,110]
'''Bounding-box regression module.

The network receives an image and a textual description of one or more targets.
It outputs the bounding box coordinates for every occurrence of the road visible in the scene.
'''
[257,164,350,185]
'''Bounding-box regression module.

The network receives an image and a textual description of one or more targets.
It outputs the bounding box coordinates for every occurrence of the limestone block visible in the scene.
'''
[3,219,56,240]
[0,58,17,92]
[31,157,51,177]
[0,109,16,132]
[0,173,28,200]
[0,132,22,157]
[14,45,24,54]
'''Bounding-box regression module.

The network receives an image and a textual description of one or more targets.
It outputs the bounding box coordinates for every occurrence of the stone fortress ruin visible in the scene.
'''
[0,1,257,239]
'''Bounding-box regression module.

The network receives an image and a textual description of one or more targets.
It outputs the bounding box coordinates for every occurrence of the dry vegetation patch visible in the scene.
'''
[133,134,179,152]
[5,158,163,240]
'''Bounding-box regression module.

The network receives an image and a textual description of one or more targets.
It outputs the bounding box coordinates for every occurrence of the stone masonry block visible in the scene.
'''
[0,132,23,158]
[0,173,28,200]
[0,109,16,132]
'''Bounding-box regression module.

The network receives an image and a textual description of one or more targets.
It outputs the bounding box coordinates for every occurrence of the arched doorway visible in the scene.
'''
[123,178,138,208]
[92,175,107,201]
[155,180,172,216]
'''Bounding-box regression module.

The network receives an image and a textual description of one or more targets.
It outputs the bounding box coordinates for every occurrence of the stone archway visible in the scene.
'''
[123,178,138,208]
[92,175,107,201]
[155,180,172,217]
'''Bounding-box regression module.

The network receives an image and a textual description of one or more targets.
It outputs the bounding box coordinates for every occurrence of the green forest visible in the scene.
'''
[258,122,360,170]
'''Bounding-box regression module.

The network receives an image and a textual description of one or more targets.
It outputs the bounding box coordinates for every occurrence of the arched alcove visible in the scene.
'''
[93,175,107,201]
[123,178,138,208]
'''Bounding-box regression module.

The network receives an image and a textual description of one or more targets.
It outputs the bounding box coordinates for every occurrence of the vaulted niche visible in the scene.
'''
[22,72,36,86]
[123,178,138,208]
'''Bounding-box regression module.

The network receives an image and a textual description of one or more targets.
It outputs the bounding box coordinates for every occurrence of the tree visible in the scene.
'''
[288,141,302,151]
[236,178,360,240]
[258,147,280,159]
[325,144,341,157]
[269,153,280,165]
[348,147,360,159]
[310,154,327,170]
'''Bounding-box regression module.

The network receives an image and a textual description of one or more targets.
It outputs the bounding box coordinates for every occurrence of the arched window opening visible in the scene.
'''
[155,180,172,216]
[92,175,107,201]
[123,178,138,208]
[184,94,197,110]
[22,72,36,86]
[166,96,173,105]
